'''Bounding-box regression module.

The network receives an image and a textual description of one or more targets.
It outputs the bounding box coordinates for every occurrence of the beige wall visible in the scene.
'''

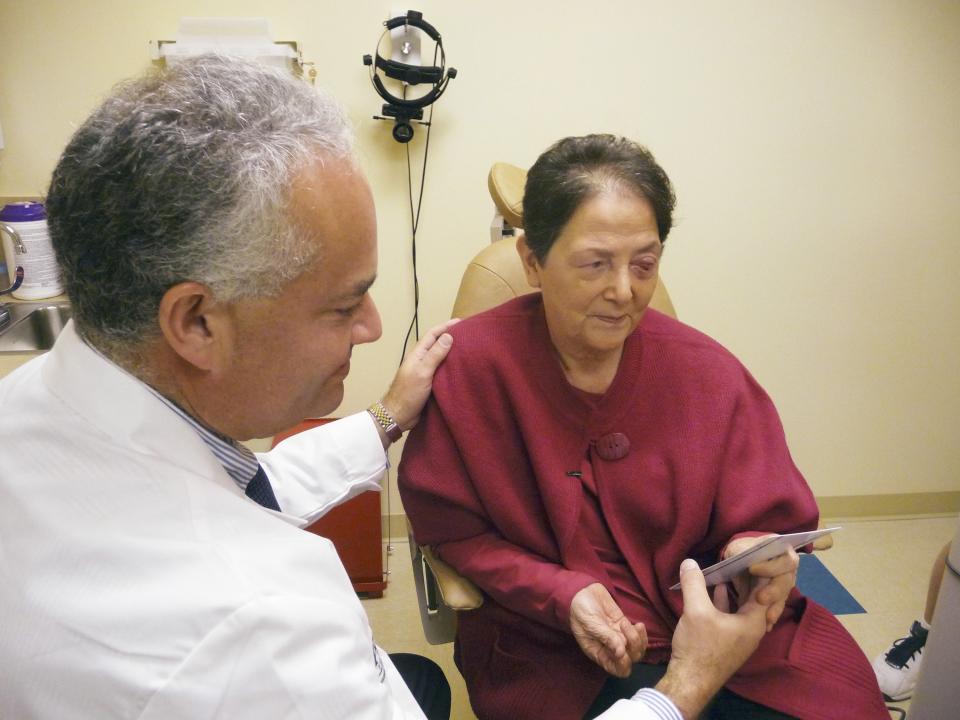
[2,1,958,514]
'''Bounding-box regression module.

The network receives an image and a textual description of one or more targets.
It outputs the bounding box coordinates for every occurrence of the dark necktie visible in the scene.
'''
[246,465,281,511]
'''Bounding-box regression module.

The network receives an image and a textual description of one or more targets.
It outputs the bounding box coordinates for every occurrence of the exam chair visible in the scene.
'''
[408,162,829,644]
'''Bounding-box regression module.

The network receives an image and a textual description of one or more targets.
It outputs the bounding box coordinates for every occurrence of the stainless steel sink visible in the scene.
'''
[0,301,72,353]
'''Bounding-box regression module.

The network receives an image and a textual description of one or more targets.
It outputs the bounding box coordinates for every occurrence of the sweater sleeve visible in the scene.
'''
[705,365,819,553]
[437,531,598,630]
[400,396,596,631]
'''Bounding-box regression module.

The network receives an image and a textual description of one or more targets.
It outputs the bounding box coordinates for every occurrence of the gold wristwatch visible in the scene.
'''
[367,401,403,443]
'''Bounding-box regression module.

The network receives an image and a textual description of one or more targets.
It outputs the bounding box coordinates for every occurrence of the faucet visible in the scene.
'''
[0,221,27,328]
[1,265,25,295]
[1,223,28,256]
[0,267,24,329]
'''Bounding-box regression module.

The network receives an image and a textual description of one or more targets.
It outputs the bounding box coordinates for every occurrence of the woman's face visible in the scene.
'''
[518,188,662,366]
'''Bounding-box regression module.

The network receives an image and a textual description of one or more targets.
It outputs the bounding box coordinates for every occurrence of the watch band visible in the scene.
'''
[367,401,403,443]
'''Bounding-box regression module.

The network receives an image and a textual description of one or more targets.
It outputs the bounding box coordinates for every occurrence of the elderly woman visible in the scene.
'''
[399,135,887,720]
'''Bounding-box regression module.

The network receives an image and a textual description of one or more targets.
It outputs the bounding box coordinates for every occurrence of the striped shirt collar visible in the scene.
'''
[147,390,260,491]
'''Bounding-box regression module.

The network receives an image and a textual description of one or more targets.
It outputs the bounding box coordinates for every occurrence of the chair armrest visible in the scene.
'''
[812,533,834,551]
[420,545,484,611]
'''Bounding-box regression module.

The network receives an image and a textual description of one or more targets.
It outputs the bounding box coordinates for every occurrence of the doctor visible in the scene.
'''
[0,56,771,720]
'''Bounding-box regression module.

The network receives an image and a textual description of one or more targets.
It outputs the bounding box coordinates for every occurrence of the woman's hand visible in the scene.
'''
[722,536,799,632]
[569,583,647,677]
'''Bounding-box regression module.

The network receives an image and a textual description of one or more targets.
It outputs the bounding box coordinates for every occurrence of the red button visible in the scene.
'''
[595,433,630,461]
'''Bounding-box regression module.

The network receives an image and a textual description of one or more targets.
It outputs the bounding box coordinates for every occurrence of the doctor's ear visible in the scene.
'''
[516,234,543,289]
[157,282,227,371]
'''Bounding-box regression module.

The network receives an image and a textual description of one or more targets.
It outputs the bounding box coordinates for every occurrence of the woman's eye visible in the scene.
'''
[632,257,659,275]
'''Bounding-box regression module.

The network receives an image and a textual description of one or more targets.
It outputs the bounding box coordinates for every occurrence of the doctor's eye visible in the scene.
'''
[334,301,363,318]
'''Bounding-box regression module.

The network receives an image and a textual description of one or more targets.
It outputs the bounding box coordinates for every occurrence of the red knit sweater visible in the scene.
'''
[399,295,887,720]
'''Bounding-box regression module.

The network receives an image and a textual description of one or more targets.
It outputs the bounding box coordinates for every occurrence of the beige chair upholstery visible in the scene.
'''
[487,162,526,229]
[408,521,482,645]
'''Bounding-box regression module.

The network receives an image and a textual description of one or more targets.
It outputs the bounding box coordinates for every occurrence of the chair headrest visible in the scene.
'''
[487,162,526,229]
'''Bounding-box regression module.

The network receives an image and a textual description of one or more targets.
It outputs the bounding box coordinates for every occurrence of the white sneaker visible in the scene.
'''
[871,620,929,701]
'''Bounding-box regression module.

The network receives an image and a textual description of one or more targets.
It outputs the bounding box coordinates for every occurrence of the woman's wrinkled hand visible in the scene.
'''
[722,536,799,631]
[569,583,647,677]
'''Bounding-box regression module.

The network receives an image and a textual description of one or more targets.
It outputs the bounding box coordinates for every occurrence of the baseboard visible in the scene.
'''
[817,491,960,522]
[386,493,960,542]
[383,513,409,543]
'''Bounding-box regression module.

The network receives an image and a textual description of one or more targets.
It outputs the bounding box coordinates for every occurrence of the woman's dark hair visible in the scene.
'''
[522,134,676,262]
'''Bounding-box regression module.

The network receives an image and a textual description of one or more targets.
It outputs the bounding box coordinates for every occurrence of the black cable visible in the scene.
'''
[386,45,439,561]
[398,45,438,366]
[404,139,420,340]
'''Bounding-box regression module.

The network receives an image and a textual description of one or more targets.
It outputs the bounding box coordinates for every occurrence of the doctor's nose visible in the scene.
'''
[353,294,382,345]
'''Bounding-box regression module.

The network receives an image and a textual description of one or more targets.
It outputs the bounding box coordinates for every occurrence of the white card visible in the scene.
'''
[669,527,841,590]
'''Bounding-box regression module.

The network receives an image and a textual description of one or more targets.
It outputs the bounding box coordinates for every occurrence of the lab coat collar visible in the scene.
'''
[40,321,250,506]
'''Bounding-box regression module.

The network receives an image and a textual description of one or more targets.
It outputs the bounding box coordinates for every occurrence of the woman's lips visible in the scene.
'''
[594,314,629,325]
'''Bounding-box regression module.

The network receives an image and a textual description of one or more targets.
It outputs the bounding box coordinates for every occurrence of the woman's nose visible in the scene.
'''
[606,267,633,303]
[353,294,383,345]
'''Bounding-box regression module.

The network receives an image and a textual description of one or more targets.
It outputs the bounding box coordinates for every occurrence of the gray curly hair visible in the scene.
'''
[46,54,353,362]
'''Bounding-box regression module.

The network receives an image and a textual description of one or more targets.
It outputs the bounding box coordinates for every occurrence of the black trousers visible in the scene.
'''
[390,652,451,720]
[583,662,798,720]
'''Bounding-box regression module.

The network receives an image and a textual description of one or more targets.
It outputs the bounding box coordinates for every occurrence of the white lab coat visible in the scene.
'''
[0,322,424,719]
[0,323,672,720]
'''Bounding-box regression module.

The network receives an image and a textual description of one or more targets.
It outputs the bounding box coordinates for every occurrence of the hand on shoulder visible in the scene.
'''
[381,318,459,432]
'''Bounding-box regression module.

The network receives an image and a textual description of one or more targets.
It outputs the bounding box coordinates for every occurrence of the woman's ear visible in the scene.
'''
[516,234,543,289]
[157,282,229,372]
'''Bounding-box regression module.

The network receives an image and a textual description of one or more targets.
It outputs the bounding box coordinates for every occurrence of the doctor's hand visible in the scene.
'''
[380,319,460,435]
[569,583,647,678]
[655,559,769,720]
[723,535,799,632]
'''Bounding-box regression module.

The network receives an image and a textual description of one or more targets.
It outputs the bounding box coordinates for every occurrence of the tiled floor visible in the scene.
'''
[363,515,957,719]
